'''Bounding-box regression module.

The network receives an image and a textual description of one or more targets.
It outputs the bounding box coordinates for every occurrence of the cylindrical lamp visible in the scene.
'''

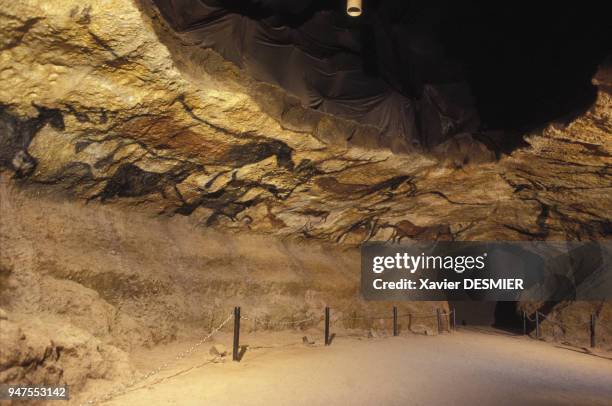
[347,0,362,17]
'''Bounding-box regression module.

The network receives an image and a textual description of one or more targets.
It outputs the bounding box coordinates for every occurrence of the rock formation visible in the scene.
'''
[1,0,609,243]
[0,0,610,399]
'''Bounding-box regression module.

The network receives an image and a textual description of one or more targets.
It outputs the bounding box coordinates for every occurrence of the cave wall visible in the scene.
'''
[0,0,609,243]
[0,174,445,397]
[0,0,611,389]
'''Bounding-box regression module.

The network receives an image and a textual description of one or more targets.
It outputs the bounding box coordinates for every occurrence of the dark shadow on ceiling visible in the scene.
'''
[151,0,610,153]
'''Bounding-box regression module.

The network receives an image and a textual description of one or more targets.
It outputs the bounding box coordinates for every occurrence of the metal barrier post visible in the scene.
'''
[436,309,442,334]
[233,306,241,361]
[535,311,540,339]
[590,314,596,348]
[393,306,398,336]
[522,311,527,335]
[324,307,330,346]
[452,308,456,331]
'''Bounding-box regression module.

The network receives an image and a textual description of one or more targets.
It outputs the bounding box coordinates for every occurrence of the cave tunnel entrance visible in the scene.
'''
[493,301,523,332]
[450,301,524,333]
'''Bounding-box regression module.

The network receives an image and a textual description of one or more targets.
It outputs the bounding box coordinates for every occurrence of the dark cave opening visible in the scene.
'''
[493,301,524,332]
[450,301,525,333]
[154,0,610,151]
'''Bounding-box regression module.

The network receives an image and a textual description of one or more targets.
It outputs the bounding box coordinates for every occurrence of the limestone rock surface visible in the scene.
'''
[0,0,611,394]
[0,0,609,243]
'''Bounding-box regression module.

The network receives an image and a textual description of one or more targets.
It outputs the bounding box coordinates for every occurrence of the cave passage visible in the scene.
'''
[493,301,524,333]
[450,301,525,333]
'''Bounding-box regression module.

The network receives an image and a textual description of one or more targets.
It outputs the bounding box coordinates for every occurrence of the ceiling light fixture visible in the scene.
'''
[346,0,362,17]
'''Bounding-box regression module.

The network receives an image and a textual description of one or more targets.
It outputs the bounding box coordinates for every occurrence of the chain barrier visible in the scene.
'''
[332,314,394,323]
[525,311,610,328]
[82,307,455,404]
[337,316,390,322]
[79,307,460,404]
[241,309,446,328]
[241,314,323,328]
[81,313,233,406]
[334,310,447,323]
[535,311,601,328]
[524,311,612,349]
[399,311,439,318]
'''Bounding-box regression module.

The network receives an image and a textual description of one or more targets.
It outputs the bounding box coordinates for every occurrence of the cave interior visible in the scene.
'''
[154,0,611,152]
[150,0,611,331]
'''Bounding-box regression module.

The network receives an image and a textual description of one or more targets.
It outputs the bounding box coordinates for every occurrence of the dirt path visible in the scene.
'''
[84,329,612,406]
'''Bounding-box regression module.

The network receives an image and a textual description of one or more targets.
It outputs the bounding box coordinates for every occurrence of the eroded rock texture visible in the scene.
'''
[0,0,611,393]
[1,0,610,243]
[1,179,444,401]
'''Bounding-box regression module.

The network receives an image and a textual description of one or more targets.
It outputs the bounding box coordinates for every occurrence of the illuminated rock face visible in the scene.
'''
[0,0,611,362]
[1,0,610,243]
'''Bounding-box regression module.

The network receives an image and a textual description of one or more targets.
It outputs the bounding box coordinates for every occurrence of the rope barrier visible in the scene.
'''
[73,305,461,404]
[81,306,453,404]
[521,311,612,349]
[74,305,606,404]
[81,313,233,406]
[524,312,611,328]
[536,311,592,328]
[402,313,438,318]
[241,314,322,327]
[333,314,395,322]
[242,309,445,328]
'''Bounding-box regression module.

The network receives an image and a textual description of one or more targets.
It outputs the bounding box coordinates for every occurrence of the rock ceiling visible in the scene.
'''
[0,0,610,244]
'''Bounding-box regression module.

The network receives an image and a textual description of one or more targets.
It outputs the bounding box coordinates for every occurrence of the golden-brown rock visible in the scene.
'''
[0,0,611,393]
[1,0,610,243]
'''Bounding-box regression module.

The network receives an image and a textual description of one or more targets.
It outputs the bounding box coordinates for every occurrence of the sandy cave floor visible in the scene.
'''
[75,328,612,406]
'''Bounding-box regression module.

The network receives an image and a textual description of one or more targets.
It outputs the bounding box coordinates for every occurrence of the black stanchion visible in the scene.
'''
[436,309,441,334]
[452,308,456,331]
[522,311,527,336]
[393,306,398,336]
[535,312,540,339]
[590,314,596,348]
[233,306,241,361]
[324,307,330,346]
